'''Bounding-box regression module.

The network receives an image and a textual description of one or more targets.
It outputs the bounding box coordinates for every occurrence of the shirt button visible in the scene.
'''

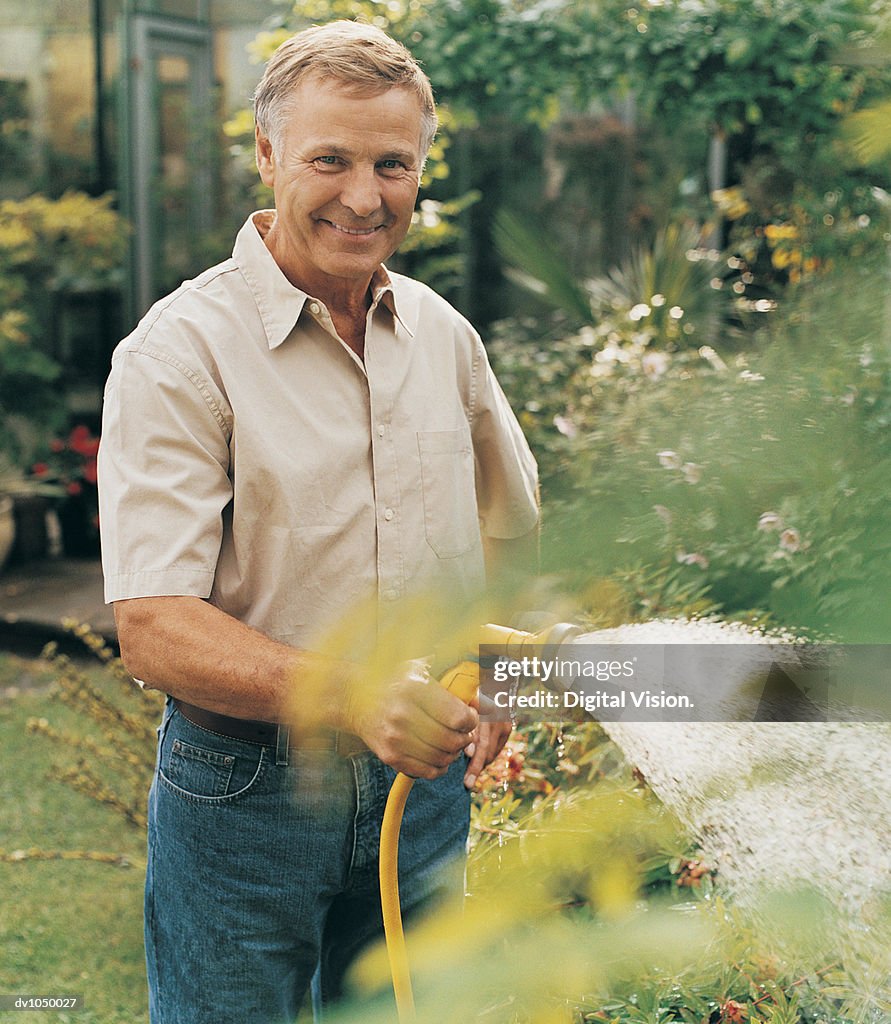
[383,507,395,521]
[377,424,385,438]
[309,301,321,315]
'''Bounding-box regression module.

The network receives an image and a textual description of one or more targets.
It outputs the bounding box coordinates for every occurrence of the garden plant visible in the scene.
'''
[3,1,891,1021]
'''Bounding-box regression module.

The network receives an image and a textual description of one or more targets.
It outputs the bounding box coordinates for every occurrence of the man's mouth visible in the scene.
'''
[322,220,383,236]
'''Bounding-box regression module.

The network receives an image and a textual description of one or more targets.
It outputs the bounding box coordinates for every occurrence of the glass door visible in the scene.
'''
[122,13,214,322]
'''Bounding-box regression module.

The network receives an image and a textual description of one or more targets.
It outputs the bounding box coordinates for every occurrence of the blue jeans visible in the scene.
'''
[145,701,470,1024]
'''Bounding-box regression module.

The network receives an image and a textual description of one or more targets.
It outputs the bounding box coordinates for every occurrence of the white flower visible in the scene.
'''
[629,303,651,322]
[553,415,578,439]
[757,511,784,532]
[698,345,727,371]
[779,528,802,553]
[642,350,670,379]
[682,462,702,484]
[675,550,709,569]
[658,450,682,469]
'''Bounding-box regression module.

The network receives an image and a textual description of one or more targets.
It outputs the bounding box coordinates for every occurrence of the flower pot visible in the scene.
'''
[57,489,100,558]
[9,494,48,564]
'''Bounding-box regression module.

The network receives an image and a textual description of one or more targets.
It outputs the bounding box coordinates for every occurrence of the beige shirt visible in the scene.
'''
[98,211,539,649]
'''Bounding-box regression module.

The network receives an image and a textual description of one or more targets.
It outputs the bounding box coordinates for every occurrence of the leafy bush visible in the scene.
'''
[488,262,891,640]
[0,191,129,466]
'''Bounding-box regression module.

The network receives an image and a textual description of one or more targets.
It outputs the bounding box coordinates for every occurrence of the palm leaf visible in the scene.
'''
[493,208,593,323]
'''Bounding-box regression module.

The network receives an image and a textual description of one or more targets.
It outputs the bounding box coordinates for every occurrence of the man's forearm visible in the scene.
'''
[113,594,479,779]
[114,595,355,728]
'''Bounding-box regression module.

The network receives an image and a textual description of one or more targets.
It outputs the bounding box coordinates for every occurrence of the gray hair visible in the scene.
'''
[253,21,437,158]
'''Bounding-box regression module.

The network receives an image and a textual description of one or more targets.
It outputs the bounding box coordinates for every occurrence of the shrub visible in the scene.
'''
[0,191,128,466]
[488,261,891,640]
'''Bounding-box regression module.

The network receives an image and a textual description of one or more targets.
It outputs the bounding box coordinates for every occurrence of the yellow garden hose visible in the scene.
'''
[379,660,481,1023]
[378,624,581,1021]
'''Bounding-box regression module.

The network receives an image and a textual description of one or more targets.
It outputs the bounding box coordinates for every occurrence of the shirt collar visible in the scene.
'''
[233,211,413,350]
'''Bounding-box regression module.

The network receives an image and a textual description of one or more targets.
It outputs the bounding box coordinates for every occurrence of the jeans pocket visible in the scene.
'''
[159,720,266,803]
[417,428,479,559]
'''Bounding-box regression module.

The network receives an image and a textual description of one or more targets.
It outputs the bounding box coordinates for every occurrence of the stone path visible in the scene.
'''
[0,558,113,655]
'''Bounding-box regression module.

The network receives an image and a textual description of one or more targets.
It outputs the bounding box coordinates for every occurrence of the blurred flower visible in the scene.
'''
[720,998,748,1023]
[642,350,669,379]
[553,414,578,439]
[658,450,682,469]
[764,223,799,241]
[652,504,672,526]
[698,344,727,371]
[711,186,750,220]
[757,511,784,532]
[682,462,702,484]
[676,550,709,569]
[476,740,527,792]
[29,424,100,536]
[779,527,802,553]
[676,857,714,888]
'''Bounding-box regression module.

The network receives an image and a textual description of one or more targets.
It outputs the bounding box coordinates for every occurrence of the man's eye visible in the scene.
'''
[315,156,340,167]
[379,159,404,171]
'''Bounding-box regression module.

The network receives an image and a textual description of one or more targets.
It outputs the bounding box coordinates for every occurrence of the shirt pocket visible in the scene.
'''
[417,428,479,559]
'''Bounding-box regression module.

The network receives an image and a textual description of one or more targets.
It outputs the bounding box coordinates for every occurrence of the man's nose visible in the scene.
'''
[339,165,383,219]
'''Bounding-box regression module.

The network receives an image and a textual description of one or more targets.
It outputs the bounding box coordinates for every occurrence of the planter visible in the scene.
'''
[57,488,100,558]
[9,494,48,564]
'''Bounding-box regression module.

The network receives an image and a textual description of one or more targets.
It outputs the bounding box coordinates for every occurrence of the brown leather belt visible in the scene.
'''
[172,699,368,757]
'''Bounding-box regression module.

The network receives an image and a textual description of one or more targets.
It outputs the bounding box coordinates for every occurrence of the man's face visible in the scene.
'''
[256,78,424,293]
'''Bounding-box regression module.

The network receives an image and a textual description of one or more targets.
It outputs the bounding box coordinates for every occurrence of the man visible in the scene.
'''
[98,20,539,1024]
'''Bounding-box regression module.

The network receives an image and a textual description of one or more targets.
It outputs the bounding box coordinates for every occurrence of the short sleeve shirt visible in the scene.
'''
[98,211,539,649]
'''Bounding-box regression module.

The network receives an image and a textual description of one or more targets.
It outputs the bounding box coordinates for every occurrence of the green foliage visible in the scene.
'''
[573,0,886,145]
[391,190,482,296]
[497,213,726,349]
[336,727,885,1024]
[495,210,594,323]
[0,79,30,181]
[0,191,129,466]
[489,261,891,640]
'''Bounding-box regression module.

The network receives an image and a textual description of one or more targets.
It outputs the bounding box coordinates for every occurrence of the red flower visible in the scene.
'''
[31,462,50,477]
[69,425,100,458]
[66,481,83,496]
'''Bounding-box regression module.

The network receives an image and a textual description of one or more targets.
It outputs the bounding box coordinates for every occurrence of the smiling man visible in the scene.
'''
[98,21,538,1024]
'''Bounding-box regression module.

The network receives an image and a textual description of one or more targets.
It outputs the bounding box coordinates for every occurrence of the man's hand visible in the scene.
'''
[345,661,479,780]
[463,719,513,790]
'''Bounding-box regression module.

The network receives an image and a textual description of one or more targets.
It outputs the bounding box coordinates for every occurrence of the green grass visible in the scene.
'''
[0,654,148,1024]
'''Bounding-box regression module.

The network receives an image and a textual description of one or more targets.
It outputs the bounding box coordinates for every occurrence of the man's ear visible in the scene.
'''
[256,125,275,187]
